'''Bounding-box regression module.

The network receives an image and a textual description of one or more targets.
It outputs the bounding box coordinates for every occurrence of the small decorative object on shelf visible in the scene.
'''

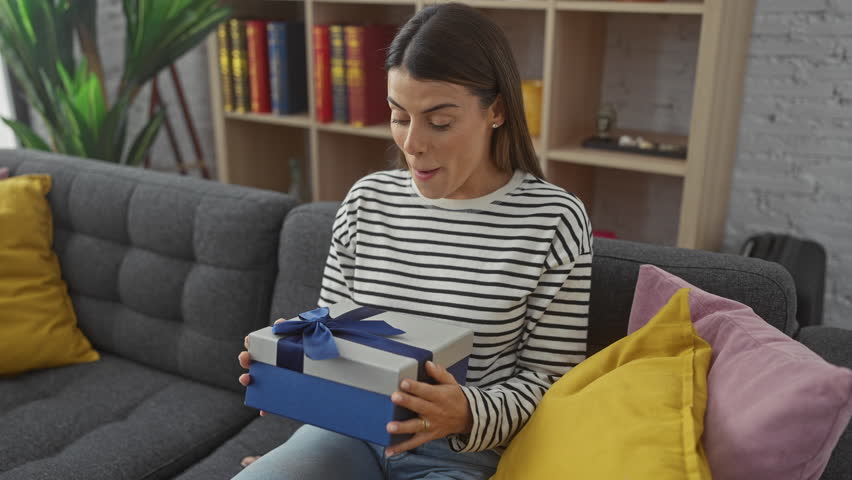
[618,135,637,148]
[583,103,687,159]
[659,143,684,153]
[596,103,617,139]
[636,136,656,151]
[288,157,302,202]
[583,133,687,159]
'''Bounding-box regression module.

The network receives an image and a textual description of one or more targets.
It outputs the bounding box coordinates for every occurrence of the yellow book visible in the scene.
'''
[522,79,543,138]
[230,19,250,114]
[218,23,234,113]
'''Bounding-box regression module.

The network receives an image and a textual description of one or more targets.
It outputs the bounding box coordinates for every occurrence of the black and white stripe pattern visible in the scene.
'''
[318,169,592,453]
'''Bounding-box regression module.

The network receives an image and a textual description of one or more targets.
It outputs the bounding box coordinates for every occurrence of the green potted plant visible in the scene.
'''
[0,0,231,165]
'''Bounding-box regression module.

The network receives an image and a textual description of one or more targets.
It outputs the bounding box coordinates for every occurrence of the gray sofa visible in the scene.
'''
[0,149,849,480]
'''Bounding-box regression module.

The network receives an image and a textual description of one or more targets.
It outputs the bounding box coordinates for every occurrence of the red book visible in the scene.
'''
[246,20,271,113]
[313,25,333,123]
[344,25,396,126]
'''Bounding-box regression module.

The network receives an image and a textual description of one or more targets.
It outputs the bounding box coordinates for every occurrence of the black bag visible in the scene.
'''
[740,233,826,329]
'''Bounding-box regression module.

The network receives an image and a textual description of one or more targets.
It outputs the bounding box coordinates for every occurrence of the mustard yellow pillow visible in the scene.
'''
[492,288,712,479]
[0,174,99,375]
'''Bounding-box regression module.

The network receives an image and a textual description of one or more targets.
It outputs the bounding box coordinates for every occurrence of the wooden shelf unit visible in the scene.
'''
[208,0,755,250]
[556,1,704,15]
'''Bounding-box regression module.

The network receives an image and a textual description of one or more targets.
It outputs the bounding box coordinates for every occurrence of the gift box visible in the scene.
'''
[244,301,474,446]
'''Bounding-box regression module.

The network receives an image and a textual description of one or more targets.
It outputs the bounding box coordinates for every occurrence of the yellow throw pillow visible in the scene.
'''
[0,174,99,375]
[492,288,712,480]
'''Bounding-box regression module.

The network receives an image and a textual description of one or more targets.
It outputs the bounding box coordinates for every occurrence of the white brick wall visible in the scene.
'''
[601,13,700,135]
[726,0,852,330]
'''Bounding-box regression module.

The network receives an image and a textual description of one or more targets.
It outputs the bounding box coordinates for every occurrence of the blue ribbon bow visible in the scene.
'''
[273,306,405,360]
[272,306,434,382]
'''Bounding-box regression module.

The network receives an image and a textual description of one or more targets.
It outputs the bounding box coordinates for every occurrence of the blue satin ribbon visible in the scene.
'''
[272,306,434,382]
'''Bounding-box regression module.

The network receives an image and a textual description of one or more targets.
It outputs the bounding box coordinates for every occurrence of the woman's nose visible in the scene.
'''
[403,122,427,156]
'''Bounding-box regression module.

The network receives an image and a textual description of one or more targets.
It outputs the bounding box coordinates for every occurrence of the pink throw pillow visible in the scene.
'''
[628,265,852,480]
[0,167,8,180]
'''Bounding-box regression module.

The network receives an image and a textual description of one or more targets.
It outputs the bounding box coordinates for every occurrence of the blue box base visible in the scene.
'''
[245,358,468,447]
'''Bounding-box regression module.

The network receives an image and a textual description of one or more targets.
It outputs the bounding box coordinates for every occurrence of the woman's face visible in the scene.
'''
[387,68,506,200]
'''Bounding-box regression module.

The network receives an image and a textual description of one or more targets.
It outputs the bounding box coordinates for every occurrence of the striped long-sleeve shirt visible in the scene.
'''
[317,168,593,453]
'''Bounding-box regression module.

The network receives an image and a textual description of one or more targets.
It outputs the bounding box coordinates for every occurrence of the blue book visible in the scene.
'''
[268,21,308,115]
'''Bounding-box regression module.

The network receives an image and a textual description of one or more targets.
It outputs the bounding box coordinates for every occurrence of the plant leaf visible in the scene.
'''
[95,94,130,161]
[119,0,231,100]
[1,117,51,151]
[123,107,164,166]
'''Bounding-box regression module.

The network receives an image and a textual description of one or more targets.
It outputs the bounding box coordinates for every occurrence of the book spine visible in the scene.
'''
[329,25,348,124]
[363,25,396,125]
[521,79,543,137]
[268,22,284,114]
[217,23,234,113]
[230,19,250,114]
[288,22,308,114]
[246,20,271,113]
[344,26,366,127]
[313,25,333,123]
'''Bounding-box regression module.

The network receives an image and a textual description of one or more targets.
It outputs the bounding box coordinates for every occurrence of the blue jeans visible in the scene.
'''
[232,424,501,480]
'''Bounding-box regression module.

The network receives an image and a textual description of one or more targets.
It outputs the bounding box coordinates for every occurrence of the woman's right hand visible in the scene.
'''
[239,318,290,416]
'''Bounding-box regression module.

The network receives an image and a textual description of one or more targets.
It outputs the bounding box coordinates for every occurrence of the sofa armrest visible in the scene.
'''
[797,326,852,370]
[797,326,852,480]
[270,202,340,320]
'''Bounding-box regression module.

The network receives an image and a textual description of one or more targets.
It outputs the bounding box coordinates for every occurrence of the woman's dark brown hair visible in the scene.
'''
[385,2,544,179]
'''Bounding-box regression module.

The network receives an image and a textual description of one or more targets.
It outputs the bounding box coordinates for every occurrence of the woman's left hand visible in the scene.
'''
[384,360,473,457]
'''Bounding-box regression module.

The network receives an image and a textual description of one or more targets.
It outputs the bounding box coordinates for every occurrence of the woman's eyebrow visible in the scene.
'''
[387,96,460,114]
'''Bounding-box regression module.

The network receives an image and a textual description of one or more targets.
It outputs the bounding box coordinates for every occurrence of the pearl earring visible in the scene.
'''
[492,123,499,129]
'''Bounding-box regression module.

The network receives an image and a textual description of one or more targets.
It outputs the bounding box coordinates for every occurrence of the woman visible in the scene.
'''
[235,3,592,478]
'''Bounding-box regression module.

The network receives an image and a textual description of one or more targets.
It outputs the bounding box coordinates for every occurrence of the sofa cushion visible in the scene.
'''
[270,202,340,320]
[0,353,256,480]
[588,238,797,356]
[174,416,304,480]
[796,326,852,480]
[0,174,99,375]
[0,149,296,391]
[493,289,712,480]
[628,265,852,480]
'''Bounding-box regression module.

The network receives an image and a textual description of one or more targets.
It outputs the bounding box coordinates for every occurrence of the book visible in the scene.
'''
[246,20,272,114]
[268,21,308,115]
[345,25,396,127]
[217,23,234,112]
[329,25,348,124]
[521,79,542,137]
[312,25,333,123]
[229,19,251,114]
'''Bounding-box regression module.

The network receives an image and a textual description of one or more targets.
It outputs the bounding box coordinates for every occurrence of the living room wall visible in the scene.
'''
[726,0,852,330]
[88,0,850,329]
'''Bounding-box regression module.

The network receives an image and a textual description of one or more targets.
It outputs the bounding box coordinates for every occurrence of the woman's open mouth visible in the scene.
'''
[413,167,440,180]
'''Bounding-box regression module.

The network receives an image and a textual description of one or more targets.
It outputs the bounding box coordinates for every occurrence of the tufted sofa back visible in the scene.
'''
[0,150,296,391]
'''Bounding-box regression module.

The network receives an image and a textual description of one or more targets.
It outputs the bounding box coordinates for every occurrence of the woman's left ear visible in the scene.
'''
[489,95,506,127]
